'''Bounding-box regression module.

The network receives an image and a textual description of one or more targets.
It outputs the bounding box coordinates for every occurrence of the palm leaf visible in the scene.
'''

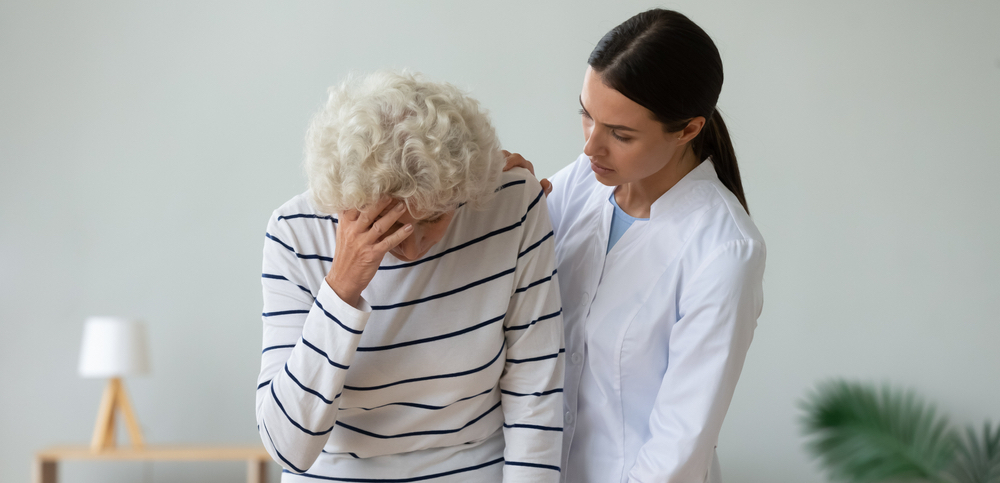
[946,422,1000,483]
[800,380,957,483]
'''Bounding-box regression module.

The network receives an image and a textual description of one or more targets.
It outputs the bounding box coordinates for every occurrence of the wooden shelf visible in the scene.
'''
[34,445,274,483]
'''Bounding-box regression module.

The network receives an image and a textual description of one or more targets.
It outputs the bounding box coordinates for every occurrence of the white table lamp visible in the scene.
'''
[78,316,150,452]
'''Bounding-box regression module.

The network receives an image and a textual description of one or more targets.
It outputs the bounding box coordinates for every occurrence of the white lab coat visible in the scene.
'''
[548,154,766,483]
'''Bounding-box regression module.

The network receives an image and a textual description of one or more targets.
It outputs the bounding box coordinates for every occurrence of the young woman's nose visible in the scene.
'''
[583,127,604,157]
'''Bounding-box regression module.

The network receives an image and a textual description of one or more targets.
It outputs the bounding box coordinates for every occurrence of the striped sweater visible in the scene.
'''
[256,170,565,482]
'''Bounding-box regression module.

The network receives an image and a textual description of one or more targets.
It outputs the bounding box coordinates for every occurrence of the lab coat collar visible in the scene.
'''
[647,158,717,220]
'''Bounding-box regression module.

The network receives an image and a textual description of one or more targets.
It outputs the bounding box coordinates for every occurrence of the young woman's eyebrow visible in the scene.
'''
[579,96,639,132]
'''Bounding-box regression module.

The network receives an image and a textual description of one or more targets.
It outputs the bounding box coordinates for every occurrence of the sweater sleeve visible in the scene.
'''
[626,239,765,482]
[499,175,566,482]
[256,212,370,474]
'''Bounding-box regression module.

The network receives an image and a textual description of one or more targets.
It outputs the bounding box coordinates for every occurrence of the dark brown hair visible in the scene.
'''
[588,9,748,213]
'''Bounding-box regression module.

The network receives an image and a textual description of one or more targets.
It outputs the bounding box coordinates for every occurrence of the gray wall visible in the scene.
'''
[2,1,998,482]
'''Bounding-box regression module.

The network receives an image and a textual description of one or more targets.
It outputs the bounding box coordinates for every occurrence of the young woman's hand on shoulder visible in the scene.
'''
[502,150,552,196]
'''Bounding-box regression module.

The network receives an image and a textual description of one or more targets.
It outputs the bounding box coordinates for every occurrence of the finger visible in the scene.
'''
[357,197,396,227]
[541,178,552,197]
[502,149,511,157]
[366,201,407,242]
[502,153,535,175]
[375,223,414,253]
[373,199,402,221]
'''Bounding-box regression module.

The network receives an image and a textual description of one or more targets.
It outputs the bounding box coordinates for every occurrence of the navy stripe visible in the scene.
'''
[301,338,350,370]
[357,314,505,352]
[514,269,557,294]
[296,253,333,262]
[496,179,526,192]
[345,387,494,412]
[262,419,308,474]
[265,232,295,252]
[262,273,313,295]
[501,387,563,397]
[345,342,504,391]
[504,461,561,472]
[263,310,310,317]
[277,214,337,223]
[285,456,505,482]
[284,364,338,405]
[257,380,270,390]
[507,348,565,364]
[504,308,562,332]
[378,222,520,271]
[314,299,364,334]
[271,383,334,436]
[371,268,515,311]
[265,232,333,262]
[525,188,544,216]
[262,344,295,354]
[503,423,563,432]
[336,401,501,439]
[518,230,554,258]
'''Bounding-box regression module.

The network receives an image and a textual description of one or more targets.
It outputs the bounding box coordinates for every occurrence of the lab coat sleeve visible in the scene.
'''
[499,177,566,482]
[627,239,765,483]
[256,212,371,473]
[545,154,589,240]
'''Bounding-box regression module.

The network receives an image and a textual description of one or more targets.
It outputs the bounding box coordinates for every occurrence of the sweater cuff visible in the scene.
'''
[316,279,371,333]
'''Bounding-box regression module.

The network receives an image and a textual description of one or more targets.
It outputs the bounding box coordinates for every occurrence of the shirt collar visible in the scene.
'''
[648,157,718,220]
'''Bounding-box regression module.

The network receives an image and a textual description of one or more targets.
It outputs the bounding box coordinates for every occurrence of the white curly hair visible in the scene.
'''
[304,71,505,217]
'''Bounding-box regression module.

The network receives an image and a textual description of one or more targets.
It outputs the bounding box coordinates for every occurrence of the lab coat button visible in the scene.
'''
[583,292,589,301]
[570,352,583,365]
[564,411,575,425]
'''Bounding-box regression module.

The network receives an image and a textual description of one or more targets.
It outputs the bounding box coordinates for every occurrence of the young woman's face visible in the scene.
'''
[579,67,683,186]
[387,205,455,262]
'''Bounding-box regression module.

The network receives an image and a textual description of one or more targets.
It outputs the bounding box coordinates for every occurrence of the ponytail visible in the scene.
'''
[694,108,748,214]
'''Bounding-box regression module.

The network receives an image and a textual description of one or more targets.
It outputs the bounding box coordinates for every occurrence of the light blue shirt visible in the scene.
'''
[608,192,648,253]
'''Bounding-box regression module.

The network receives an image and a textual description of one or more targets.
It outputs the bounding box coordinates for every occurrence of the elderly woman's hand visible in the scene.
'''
[502,150,552,196]
[325,198,413,308]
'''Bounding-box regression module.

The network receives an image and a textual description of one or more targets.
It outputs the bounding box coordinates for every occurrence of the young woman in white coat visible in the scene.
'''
[505,9,766,483]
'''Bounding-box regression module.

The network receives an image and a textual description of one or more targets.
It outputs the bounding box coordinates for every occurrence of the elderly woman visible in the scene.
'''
[255,71,564,482]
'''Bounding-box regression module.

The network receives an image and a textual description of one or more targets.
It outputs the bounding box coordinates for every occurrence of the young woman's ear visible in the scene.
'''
[676,116,706,145]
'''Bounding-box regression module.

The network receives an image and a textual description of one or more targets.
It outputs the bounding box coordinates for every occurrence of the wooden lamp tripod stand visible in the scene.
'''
[78,317,150,453]
[90,377,145,451]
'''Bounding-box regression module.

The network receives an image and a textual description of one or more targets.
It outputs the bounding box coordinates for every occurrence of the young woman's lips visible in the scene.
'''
[590,161,614,175]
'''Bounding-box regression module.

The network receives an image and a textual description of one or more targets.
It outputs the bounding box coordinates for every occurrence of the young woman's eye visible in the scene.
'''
[578,108,592,119]
[611,131,631,142]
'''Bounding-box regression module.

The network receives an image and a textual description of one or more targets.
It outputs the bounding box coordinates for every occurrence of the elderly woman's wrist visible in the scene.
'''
[325,275,362,308]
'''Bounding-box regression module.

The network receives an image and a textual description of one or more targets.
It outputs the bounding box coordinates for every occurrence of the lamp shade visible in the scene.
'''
[78,316,150,378]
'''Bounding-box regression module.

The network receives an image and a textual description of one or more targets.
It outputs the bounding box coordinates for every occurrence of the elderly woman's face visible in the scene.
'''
[388,205,456,262]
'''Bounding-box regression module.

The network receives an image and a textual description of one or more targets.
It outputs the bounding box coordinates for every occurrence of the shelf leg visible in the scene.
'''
[33,458,56,483]
[247,458,268,483]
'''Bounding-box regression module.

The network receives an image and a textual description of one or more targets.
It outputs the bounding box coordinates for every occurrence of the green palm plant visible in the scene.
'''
[947,422,1000,483]
[800,380,1000,483]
